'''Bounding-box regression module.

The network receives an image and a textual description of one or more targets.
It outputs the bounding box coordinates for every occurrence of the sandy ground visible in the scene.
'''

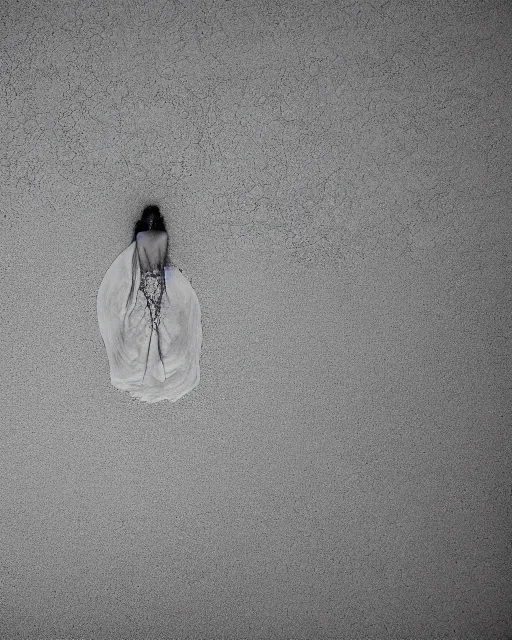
[1,0,511,638]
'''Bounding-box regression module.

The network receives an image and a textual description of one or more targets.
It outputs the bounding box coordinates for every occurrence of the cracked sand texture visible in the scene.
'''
[1,0,511,638]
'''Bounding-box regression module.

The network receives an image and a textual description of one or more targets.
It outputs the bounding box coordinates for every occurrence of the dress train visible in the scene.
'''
[97,242,202,403]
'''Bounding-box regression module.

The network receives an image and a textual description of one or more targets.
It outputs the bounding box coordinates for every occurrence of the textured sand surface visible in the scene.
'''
[1,0,511,638]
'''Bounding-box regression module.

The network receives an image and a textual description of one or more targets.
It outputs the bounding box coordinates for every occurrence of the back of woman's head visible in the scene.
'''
[132,205,167,241]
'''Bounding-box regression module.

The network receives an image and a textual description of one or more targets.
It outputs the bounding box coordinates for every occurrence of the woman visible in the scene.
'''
[97,205,202,403]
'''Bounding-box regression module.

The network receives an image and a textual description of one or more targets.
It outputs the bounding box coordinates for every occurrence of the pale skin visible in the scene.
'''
[136,230,168,272]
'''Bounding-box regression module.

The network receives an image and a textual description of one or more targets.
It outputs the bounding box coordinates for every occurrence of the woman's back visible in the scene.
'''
[136,230,168,273]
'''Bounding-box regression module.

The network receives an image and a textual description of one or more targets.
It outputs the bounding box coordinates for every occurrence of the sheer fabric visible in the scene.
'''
[97,242,202,403]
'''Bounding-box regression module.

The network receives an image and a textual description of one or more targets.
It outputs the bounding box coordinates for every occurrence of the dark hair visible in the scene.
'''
[132,205,167,242]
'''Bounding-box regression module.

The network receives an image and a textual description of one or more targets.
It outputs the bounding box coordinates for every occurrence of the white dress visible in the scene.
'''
[97,241,202,403]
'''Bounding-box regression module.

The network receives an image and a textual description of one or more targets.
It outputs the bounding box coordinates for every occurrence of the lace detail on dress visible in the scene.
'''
[140,269,164,330]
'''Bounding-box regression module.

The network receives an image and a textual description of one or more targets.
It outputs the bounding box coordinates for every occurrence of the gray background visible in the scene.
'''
[1,0,511,638]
